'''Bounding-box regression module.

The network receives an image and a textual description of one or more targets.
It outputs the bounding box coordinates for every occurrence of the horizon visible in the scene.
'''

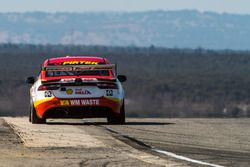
[0,0,250,15]
[0,9,250,16]
[1,9,250,50]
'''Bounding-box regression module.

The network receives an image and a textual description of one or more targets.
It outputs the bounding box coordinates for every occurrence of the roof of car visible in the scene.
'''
[44,56,108,66]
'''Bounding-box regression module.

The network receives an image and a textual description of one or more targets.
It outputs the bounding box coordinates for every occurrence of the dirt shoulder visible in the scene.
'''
[1,117,189,167]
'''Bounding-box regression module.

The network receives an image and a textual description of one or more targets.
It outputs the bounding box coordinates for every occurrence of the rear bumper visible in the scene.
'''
[33,97,122,119]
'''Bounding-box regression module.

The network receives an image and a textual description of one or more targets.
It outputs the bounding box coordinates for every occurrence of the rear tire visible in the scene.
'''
[107,102,125,125]
[30,105,46,124]
[29,107,31,122]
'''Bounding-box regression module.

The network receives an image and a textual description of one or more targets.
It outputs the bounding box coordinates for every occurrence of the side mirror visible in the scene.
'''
[26,77,35,84]
[117,75,127,82]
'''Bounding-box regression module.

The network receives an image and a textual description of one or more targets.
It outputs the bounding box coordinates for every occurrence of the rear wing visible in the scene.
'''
[42,64,116,72]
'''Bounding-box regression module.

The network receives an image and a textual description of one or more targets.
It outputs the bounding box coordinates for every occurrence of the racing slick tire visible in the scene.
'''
[29,109,31,122]
[30,105,46,124]
[107,102,125,125]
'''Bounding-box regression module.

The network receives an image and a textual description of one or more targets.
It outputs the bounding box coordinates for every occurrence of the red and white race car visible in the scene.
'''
[26,56,127,124]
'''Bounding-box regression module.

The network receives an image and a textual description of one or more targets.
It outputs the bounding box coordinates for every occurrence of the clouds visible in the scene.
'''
[0,31,31,43]
[0,32,9,43]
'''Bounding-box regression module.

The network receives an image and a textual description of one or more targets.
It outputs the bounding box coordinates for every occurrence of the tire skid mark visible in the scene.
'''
[82,125,187,167]
[100,125,224,167]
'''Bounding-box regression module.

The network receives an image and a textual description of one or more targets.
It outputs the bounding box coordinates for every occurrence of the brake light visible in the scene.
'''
[97,83,118,89]
[38,85,60,91]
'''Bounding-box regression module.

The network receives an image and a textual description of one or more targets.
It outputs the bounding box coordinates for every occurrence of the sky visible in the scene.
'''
[0,0,249,14]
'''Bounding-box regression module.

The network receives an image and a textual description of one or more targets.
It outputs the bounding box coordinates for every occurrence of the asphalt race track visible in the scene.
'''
[0,117,249,167]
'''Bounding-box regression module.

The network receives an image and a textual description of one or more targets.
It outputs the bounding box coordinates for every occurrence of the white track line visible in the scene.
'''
[152,148,224,167]
[102,126,224,167]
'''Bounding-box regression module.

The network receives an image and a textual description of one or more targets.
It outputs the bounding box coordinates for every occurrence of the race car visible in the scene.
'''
[26,56,127,124]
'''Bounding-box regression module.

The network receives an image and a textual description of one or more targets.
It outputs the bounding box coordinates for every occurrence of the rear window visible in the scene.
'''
[45,60,113,77]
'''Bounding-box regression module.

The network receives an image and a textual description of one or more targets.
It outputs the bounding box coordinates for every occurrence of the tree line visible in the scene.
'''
[1,44,250,117]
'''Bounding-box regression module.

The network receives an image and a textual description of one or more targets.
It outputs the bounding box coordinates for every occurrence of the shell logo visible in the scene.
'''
[66,89,73,95]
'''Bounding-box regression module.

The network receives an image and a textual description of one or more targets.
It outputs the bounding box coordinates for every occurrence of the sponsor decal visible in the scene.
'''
[62,61,98,65]
[75,89,91,95]
[60,100,70,106]
[60,99,100,106]
[82,78,96,81]
[106,90,113,96]
[61,78,75,82]
[44,91,52,97]
[66,89,73,95]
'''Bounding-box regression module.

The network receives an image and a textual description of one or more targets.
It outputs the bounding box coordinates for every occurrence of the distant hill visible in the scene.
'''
[0,10,250,50]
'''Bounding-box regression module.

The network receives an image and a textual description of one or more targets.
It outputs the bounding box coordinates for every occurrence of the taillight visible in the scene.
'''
[38,85,60,91]
[97,83,118,89]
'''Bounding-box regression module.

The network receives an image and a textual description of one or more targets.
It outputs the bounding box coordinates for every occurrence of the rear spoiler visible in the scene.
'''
[41,78,117,85]
[42,64,115,72]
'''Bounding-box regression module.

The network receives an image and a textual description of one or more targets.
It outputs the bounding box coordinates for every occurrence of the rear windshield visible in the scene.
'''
[46,70,110,77]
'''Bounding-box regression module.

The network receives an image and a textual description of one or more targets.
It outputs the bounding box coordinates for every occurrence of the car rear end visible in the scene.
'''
[29,57,126,124]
